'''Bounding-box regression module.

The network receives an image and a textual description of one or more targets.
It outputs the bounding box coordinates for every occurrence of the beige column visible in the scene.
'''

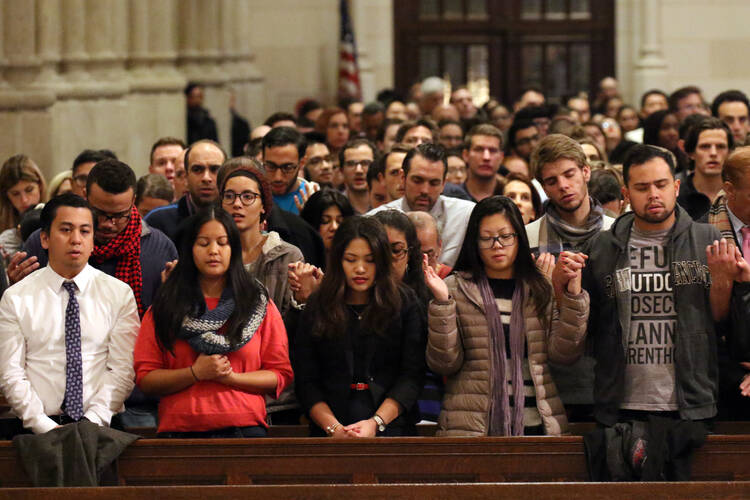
[36,0,68,92]
[632,0,668,103]
[350,0,374,102]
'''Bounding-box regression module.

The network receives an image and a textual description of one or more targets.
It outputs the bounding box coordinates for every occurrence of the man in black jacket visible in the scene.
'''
[581,144,740,427]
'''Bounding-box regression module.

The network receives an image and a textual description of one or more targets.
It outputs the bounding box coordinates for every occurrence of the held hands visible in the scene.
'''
[294,181,320,212]
[288,261,324,303]
[551,251,587,297]
[706,238,750,285]
[422,254,449,302]
[192,353,232,381]
[7,252,39,284]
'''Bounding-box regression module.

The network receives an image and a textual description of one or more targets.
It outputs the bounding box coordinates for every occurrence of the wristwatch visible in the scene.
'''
[373,414,386,433]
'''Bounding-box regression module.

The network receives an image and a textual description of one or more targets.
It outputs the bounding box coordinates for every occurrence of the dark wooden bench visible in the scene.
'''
[1,434,750,486]
[1,482,749,499]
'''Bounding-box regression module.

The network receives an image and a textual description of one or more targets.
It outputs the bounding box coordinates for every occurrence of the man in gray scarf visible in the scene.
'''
[525,134,615,420]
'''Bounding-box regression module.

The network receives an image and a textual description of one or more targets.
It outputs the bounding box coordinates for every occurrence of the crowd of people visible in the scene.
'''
[0,75,749,479]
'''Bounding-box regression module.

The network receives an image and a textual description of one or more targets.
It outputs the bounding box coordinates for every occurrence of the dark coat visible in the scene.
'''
[293,288,426,435]
[583,206,722,425]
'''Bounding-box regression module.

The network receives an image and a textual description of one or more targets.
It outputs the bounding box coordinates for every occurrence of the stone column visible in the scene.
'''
[350,0,374,102]
[230,0,265,127]
[36,0,68,92]
[632,0,668,103]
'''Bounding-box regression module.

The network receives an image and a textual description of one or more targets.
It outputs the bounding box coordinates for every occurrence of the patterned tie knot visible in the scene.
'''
[63,281,77,295]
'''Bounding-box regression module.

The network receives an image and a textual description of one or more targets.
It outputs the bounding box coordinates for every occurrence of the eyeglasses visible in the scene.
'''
[222,190,261,206]
[477,233,517,249]
[391,244,410,260]
[73,174,88,187]
[343,159,374,169]
[264,162,298,174]
[90,206,132,225]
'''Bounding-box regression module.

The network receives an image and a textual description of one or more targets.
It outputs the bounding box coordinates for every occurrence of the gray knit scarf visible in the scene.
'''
[177,288,268,355]
[542,197,605,249]
[477,274,525,436]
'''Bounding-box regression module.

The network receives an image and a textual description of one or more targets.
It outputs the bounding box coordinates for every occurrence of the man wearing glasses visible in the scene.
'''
[16,159,177,431]
[339,139,378,214]
[70,149,117,199]
[17,159,177,314]
[261,127,318,215]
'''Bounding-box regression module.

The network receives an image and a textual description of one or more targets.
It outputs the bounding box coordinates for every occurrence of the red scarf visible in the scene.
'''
[91,205,144,316]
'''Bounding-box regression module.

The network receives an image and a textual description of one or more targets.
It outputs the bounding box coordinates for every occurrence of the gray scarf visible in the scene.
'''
[177,288,268,354]
[477,274,525,436]
[542,197,605,250]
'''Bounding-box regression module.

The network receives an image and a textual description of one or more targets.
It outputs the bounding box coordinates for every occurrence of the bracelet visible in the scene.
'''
[189,365,200,382]
[325,422,341,436]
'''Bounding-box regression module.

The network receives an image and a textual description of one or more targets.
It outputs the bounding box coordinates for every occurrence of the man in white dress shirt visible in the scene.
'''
[0,194,139,435]
[367,143,475,267]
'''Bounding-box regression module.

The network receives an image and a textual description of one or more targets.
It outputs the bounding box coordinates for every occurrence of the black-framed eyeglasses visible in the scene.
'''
[391,244,410,260]
[264,162,298,174]
[477,233,517,249]
[222,190,261,206]
[343,159,374,169]
[90,206,132,225]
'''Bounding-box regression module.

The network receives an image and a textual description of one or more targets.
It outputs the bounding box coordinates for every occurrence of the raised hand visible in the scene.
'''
[294,180,321,213]
[534,252,555,280]
[707,238,739,287]
[7,252,39,285]
[161,259,178,283]
[423,254,449,301]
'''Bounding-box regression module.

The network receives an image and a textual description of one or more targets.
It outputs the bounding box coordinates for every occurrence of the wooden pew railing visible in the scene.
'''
[1,482,750,500]
[1,434,750,487]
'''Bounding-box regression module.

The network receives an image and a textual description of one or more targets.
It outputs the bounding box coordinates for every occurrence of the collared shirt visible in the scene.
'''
[0,265,140,434]
[367,195,475,267]
[726,203,746,248]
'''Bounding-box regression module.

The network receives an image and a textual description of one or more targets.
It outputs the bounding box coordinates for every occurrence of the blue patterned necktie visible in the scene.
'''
[62,281,83,421]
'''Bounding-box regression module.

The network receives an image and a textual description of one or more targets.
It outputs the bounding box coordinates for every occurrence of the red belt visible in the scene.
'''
[350,383,369,391]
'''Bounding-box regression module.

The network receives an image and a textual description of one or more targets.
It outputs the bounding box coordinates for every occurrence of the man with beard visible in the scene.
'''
[525,134,615,420]
[581,145,734,473]
[261,127,317,215]
[339,139,377,214]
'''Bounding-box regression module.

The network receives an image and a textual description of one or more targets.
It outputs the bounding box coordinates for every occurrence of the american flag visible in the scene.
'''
[338,0,362,101]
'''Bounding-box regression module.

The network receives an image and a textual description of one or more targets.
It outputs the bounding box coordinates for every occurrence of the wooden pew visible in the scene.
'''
[1,434,750,487]
[1,482,749,499]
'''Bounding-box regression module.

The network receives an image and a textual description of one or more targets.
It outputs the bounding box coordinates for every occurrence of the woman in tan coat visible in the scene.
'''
[424,196,589,436]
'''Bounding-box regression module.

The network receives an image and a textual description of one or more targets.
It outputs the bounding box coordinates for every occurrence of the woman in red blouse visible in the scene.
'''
[134,208,293,437]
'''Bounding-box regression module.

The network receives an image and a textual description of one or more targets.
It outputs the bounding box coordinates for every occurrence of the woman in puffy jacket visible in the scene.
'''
[423,196,589,436]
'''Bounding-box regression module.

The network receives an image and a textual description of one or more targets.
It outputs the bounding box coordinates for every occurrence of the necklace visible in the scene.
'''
[348,304,365,321]
[245,233,266,262]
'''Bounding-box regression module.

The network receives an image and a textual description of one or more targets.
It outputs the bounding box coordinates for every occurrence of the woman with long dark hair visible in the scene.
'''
[424,196,589,436]
[300,189,355,255]
[134,208,293,437]
[643,110,689,172]
[371,210,430,307]
[294,216,425,437]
